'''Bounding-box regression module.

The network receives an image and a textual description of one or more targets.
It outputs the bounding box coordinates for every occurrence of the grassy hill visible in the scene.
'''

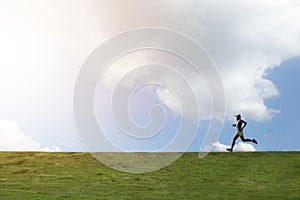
[0,152,299,199]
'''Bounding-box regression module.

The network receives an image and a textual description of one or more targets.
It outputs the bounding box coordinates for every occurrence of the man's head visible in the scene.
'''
[234,114,241,120]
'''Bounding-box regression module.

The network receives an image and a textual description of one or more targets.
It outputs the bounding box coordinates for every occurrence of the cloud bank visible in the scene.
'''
[0,119,61,152]
[167,0,300,121]
[207,141,256,152]
[100,0,300,121]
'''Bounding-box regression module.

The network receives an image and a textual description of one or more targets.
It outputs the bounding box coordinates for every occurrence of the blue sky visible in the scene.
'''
[0,1,300,152]
[252,56,300,151]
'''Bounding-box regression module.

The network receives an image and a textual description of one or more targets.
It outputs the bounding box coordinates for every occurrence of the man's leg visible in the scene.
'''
[227,134,239,152]
[240,135,257,144]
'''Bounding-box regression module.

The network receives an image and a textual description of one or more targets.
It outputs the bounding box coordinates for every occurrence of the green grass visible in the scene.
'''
[0,152,299,199]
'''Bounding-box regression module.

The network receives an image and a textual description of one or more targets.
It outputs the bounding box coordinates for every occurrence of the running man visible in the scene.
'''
[226,114,257,152]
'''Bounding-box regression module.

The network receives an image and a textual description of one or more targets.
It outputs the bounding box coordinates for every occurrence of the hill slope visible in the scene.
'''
[0,152,299,199]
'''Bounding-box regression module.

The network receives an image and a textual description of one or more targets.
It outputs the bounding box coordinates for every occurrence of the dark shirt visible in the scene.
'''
[236,119,246,131]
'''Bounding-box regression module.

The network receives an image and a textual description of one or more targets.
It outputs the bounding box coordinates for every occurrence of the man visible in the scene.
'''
[226,114,257,152]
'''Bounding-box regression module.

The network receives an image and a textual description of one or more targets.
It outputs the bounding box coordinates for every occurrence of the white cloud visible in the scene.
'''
[197,1,300,121]
[156,88,181,117]
[182,1,300,121]
[0,1,101,152]
[206,141,256,152]
[0,119,61,152]
[96,0,300,121]
[210,141,230,152]
[234,142,256,152]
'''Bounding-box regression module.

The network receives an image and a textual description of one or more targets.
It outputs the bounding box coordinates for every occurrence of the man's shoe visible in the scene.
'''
[253,139,258,144]
[226,148,233,152]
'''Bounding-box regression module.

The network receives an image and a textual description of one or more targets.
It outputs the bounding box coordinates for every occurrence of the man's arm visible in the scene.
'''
[241,120,247,130]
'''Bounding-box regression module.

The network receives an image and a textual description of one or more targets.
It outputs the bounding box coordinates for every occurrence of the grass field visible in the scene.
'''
[0,152,299,199]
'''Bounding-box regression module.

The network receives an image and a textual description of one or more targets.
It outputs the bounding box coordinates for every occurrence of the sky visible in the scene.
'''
[0,0,300,152]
